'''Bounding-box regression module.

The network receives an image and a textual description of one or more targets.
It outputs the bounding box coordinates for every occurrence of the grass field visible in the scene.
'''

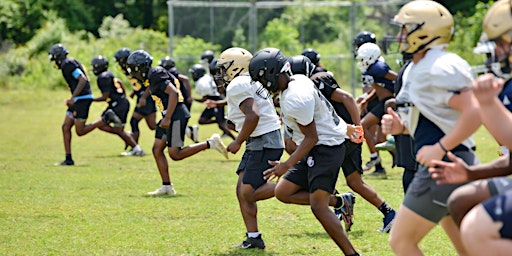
[0,89,499,255]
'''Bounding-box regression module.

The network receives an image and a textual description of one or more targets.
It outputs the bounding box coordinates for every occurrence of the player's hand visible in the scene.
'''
[227,140,241,154]
[159,117,171,128]
[416,143,445,167]
[348,125,365,144]
[263,160,286,181]
[137,98,146,107]
[204,99,216,109]
[472,73,504,106]
[65,98,74,107]
[429,152,470,184]
[381,107,404,135]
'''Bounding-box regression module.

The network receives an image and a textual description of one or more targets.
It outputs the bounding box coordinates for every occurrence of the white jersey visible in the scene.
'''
[408,45,475,149]
[226,74,281,137]
[195,75,220,97]
[280,74,347,146]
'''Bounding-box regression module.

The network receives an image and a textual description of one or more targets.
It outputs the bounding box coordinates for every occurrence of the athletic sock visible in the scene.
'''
[65,154,73,161]
[378,201,393,215]
[370,152,378,158]
[247,232,260,238]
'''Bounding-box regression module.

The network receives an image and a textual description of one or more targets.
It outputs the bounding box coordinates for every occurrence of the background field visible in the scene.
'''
[0,89,499,255]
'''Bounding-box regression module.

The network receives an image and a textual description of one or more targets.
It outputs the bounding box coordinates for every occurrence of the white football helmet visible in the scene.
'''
[356,43,381,72]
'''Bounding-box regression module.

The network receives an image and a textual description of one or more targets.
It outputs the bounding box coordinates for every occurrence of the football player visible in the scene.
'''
[381,1,481,254]
[249,47,360,255]
[428,1,512,254]
[288,55,397,233]
[355,43,397,177]
[90,55,144,156]
[214,47,284,249]
[114,48,157,147]
[189,64,236,140]
[49,43,102,166]
[126,50,228,196]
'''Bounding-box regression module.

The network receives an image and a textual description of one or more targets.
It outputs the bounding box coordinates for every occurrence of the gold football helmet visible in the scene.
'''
[217,47,253,86]
[483,0,512,41]
[392,0,453,54]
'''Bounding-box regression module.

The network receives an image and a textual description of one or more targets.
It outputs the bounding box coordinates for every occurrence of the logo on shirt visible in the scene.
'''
[307,156,315,167]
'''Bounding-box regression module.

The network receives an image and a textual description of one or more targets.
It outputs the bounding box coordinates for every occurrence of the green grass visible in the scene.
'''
[0,89,499,255]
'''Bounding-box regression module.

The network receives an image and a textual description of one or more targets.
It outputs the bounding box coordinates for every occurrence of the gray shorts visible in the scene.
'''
[403,150,478,223]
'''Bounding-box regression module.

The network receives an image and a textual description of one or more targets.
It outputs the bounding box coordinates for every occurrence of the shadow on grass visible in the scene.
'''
[213,249,278,256]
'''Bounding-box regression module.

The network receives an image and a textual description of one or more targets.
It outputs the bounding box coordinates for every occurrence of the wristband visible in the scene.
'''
[438,141,448,153]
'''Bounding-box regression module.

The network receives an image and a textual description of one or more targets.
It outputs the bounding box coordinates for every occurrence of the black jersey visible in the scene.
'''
[96,71,125,102]
[147,66,189,120]
[310,72,354,124]
[60,58,92,96]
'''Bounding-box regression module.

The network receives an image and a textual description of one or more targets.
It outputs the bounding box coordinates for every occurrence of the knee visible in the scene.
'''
[168,152,183,161]
[61,123,71,132]
[275,188,290,204]
[130,117,139,132]
[346,177,361,191]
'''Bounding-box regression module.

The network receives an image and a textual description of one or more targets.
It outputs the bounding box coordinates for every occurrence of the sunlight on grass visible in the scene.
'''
[0,89,499,255]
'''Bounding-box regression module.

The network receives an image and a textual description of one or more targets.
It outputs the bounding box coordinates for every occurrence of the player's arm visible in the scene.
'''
[159,82,179,128]
[430,153,512,184]
[384,70,398,81]
[71,73,88,100]
[93,91,109,102]
[330,88,361,125]
[235,98,259,144]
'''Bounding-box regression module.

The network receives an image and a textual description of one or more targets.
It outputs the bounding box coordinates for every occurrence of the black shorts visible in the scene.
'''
[369,96,394,120]
[155,117,189,147]
[394,134,418,170]
[283,143,345,194]
[200,106,226,122]
[68,99,93,120]
[482,188,512,239]
[103,98,130,124]
[237,148,284,190]
[134,96,156,116]
[340,141,363,177]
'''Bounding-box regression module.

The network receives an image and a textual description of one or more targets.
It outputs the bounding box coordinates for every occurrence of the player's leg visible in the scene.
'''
[57,110,75,165]
[447,179,491,227]
[461,191,512,256]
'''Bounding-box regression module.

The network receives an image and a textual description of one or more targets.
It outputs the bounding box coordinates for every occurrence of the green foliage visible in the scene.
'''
[98,14,132,39]
[259,18,301,56]
[231,27,249,50]
[449,1,492,66]
[0,0,45,45]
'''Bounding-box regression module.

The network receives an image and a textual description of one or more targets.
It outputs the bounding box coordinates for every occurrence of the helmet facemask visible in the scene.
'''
[391,0,454,55]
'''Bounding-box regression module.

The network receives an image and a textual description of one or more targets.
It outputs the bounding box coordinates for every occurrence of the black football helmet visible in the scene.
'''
[353,31,377,56]
[249,48,288,93]
[49,43,69,68]
[114,47,131,70]
[189,64,206,81]
[91,55,109,75]
[201,50,215,64]
[158,56,175,70]
[288,55,315,77]
[209,58,219,75]
[353,31,377,48]
[301,48,320,65]
[126,50,153,80]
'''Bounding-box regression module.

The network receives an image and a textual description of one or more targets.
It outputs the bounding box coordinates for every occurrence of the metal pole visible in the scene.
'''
[350,1,356,96]
[249,0,257,53]
[167,0,175,56]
